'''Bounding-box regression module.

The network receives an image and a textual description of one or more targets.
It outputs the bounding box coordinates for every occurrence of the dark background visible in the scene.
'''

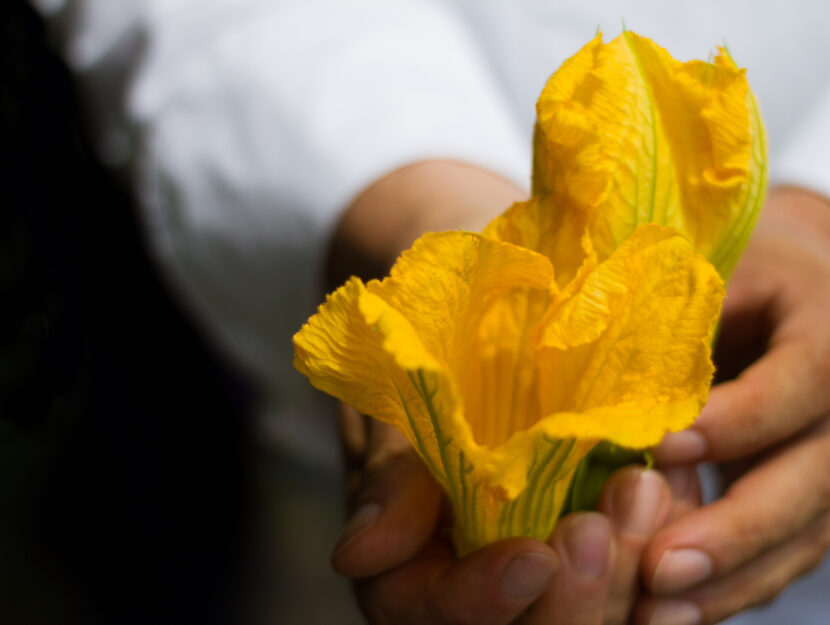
[0,2,257,623]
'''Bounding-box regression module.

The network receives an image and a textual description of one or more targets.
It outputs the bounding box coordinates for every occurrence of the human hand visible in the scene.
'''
[333,405,699,625]
[638,187,830,625]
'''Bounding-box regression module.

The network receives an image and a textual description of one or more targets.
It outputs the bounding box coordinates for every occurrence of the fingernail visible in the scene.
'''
[500,552,558,600]
[561,513,610,579]
[333,502,382,555]
[652,548,713,594]
[657,430,708,463]
[662,465,695,501]
[612,469,664,537]
[648,599,702,625]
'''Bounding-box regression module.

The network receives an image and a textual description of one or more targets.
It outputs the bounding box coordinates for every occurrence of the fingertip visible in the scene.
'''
[499,547,560,601]
[531,513,618,624]
[600,467,671,539]
[638,520,711,596]
[639,531,674,589]
[653,429,709,464]
[650,548,714,595]
[554,512,612,579]
[594,470,674,623]
[431,538,559,624]
[333,501,382,550]
[331,501,383,575]
[660,464,702,521]
[332,450,442,578]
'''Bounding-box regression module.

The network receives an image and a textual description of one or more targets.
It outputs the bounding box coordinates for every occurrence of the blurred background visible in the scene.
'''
[0,2,362,623]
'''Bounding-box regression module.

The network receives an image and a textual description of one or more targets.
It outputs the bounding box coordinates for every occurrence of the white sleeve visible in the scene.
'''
[771,83,830,201]
[32,0,529,405]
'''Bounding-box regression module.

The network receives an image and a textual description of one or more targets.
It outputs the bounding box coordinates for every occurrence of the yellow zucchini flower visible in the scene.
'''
[293,31,765,556]
[531,31,766,280]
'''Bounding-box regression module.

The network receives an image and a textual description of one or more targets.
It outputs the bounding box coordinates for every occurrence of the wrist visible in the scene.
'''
[325,159,526,289]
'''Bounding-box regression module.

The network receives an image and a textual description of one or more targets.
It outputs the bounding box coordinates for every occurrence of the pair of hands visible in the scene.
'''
[334,412,698,625]
[327,164,830,624]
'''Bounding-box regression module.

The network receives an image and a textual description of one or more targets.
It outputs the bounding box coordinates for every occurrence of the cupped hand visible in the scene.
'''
[333,406,698,625]
[640,187,830,625]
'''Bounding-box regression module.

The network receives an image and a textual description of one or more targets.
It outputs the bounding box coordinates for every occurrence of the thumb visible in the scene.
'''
[332,416,443,578]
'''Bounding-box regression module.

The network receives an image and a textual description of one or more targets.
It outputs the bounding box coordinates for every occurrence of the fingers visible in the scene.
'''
[357,537,559,625]
[333,419,443,578]
[641,420,830,605]
[599,469,673,624]
[523,512,615,625]
[522,468,673,625]
[659,465,702,523]
[636,511,830,625]
[654,340,830,465]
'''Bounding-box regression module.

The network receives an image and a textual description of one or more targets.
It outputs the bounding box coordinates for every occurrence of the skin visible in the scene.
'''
[333,410,691,625]
[326,162,830,624]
